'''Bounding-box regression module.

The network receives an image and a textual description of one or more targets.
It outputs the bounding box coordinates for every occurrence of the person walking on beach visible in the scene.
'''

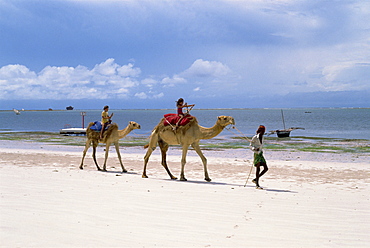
[176,98,195,128]
[250,125,269,189]
[100,105,114,139]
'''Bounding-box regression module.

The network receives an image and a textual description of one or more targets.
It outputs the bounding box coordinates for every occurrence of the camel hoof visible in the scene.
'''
[180,177,187,181]
[142,174,148,178]
[205,178,212,182]
[171,176,178,180]
[79,166,83,170]
[122,169,127,173]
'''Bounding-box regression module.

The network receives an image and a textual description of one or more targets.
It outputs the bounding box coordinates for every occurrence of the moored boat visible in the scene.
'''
[59,127,86,135]
[268,110,305,138]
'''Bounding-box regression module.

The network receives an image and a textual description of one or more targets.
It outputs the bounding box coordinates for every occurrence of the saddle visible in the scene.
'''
[89,121,111,132]
[163,113,193,126]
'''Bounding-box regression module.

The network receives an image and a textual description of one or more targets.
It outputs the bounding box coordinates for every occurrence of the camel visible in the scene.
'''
[142,115,235,182]
[79,121,141,172]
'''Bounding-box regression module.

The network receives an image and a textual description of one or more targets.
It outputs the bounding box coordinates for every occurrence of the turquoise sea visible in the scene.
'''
[1,108,369,140]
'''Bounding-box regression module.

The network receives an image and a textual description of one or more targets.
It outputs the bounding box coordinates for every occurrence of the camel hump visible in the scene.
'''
[86,122,96,135]
[108,123,118,131]
[110,123,118,128]
[101,123,118,138]
[86,122,95,129]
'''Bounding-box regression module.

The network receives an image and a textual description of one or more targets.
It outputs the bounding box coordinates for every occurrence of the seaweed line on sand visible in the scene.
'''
[0,131,369,154]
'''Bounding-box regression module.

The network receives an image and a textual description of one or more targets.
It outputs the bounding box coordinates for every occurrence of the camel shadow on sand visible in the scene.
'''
[96,169,297,193]
[100,170,139,176]
[166,178,298,193]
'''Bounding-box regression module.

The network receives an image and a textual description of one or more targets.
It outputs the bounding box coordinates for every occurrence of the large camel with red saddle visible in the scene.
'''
[142,115,235,182]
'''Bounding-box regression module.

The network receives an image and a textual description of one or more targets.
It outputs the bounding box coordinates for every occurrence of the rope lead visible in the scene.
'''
[225,125,254,187]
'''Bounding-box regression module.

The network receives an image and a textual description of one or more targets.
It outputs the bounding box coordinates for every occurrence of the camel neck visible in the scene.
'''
[200,123,224,140]
[118,127,131,139]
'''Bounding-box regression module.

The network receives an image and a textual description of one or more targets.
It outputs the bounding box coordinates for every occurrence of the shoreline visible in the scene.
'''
[2,107,370,111]
[0,140,370,165]
[1,135,369,164]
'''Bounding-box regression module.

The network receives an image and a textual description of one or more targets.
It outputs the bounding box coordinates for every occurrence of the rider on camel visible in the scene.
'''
[176,98,195,129]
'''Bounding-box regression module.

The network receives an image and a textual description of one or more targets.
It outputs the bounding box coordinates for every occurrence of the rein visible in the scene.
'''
[185,105,194,115]
[225,125,251,142]
[225,125,254,187]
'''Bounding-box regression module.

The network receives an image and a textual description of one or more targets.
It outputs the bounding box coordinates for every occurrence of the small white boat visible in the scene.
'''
[13,109,21,115]
[59,128,86,135]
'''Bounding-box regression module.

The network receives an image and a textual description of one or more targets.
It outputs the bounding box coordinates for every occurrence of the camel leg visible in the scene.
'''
[114,141,127,173]
[102,143,110,172]
[142,132,158,178]
[159,140,177,180]
[192,143,211,182]
[143,147,154,178]
[92,142,102,171]
[79,140,91,169]
[180,145,189,181]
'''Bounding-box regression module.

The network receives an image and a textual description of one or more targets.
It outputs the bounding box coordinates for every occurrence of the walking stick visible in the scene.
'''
[244,162,254,187]
[225,126,253,187]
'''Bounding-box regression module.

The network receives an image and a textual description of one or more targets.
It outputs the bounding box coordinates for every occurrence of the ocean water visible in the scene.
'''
[1,108,369,140]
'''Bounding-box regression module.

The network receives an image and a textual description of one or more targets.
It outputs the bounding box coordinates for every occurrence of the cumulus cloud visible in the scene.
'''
[153,92,164,99]
[181,59,230,78]
[141,78,158,88]
[134,92,147,99]
[160,75,187,87]
[0,59,140,100]
[0,58,233,102]
[134,91,164,100]
[319,62,370,91]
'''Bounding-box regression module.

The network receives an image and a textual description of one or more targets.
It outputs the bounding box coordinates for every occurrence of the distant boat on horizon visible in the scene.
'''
[13,109,21,115]
[66,106,74,110]
[268,109,305,138]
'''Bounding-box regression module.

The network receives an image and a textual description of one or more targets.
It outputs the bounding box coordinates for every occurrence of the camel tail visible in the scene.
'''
[144,128,159,150]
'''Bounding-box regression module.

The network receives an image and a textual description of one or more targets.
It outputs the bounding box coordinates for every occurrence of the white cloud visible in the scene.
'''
[92,58,117,76]
[160,75,187,87]
[0,59,141,100]
[153,92,164,99]
[0,64,36,79]
[181,59,230,78]
[134,92,147,99]
[141,78,158,88]
[319,62,370,91]
[134,91,163,100]
[0,65,38,91]
[117,63,141,77]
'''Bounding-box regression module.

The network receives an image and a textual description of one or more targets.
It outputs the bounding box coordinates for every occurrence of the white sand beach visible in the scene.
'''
[1,141,369,247]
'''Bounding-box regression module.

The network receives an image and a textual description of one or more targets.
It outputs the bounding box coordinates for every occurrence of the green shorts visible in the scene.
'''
[253,151,266,166]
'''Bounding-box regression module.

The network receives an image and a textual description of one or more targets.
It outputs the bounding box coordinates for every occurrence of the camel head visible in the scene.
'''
[128,121,141,130]
[217,116,235,127]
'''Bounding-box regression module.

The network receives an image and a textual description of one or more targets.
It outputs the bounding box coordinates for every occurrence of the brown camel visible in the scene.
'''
[79,121,141,172]
[142,116,235,181]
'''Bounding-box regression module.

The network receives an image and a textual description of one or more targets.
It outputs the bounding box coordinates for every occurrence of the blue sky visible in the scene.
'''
[1,0,369,110]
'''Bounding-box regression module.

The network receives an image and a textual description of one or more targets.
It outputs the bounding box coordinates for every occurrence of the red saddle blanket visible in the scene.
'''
[163,113,193,126]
